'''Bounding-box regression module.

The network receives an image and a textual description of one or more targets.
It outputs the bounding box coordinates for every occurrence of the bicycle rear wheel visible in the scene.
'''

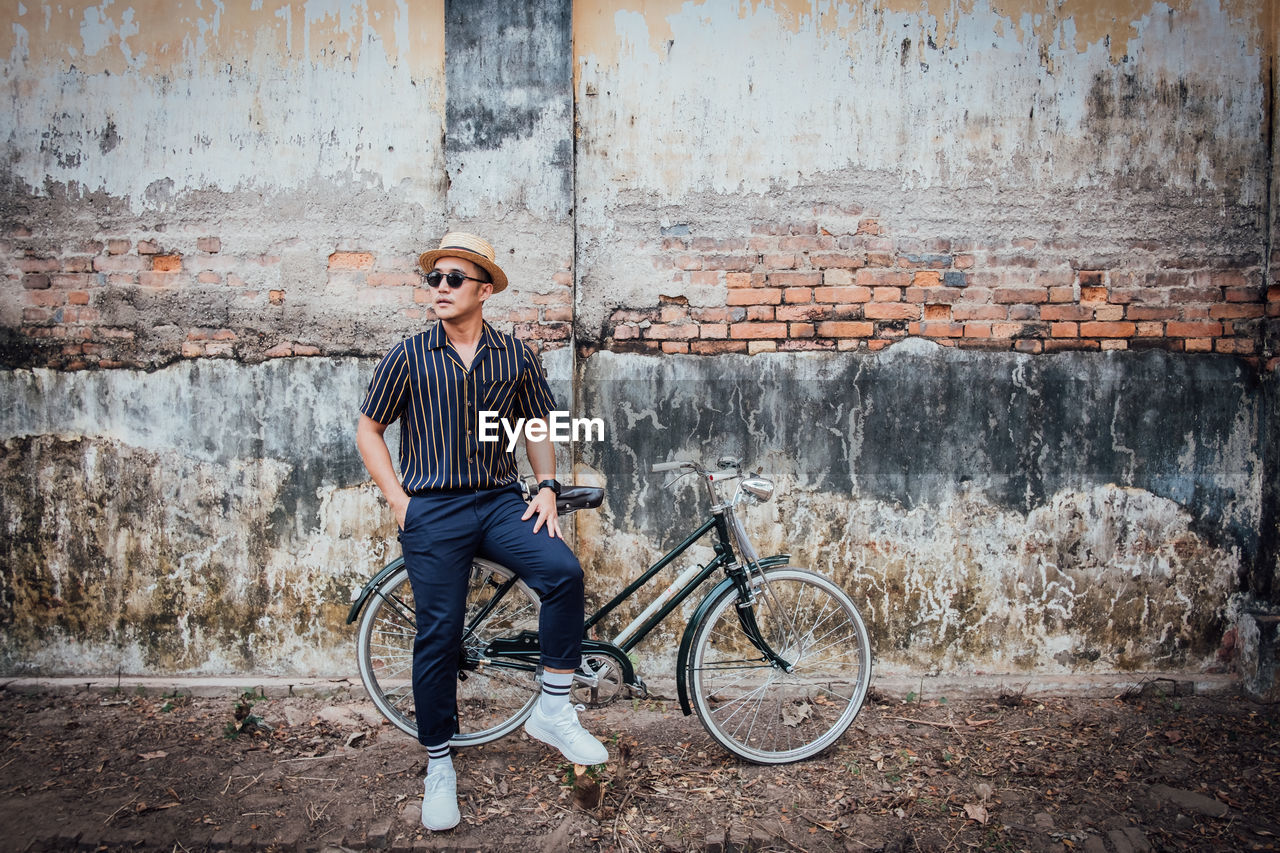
[685,566,871,763]
[355,558,542,746]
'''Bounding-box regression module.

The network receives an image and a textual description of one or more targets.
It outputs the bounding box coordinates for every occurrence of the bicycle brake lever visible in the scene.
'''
[661,469,695,490]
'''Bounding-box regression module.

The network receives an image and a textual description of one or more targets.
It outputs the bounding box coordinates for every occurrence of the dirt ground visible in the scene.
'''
[1,680,1278,853]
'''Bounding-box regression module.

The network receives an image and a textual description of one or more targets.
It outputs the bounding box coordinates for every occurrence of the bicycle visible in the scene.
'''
[346,457,872,764]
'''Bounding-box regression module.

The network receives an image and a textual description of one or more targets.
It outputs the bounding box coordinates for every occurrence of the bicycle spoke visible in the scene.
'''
[694,660,770,672]
[788,604,849,650]
[732,683,770,745]
[380,593,415,625]
[370,630,414,642]
[709,679,775,730]
[370,657,412,675]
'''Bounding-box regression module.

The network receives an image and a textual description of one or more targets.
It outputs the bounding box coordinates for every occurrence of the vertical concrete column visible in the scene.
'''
[440,0,577,482]
[1268,9,1279,361]
[441,0,575,366]
[443,0,574,222]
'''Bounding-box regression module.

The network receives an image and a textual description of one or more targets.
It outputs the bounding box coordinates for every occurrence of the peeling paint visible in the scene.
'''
[444,0,573,220]
[0,347,577,676]
[573,0,1264,202]
[0,344,1266,677]
[2,1,443,77]
[1,1,446,210]
[576,0,1262,68]
[0,358,379,674]
[822,485,1237,673]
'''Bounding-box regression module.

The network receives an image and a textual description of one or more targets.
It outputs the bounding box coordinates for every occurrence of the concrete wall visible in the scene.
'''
[576,346,1257,673]
[1,1,1277,680]
[2,0,451,365]
[574,1,1270,356]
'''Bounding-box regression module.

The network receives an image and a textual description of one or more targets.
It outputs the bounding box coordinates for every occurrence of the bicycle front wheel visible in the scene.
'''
[355,558,542,746]
[686,566,871,763]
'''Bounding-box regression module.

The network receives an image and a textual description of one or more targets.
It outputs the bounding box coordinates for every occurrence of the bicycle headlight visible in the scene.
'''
[741,476,774,503]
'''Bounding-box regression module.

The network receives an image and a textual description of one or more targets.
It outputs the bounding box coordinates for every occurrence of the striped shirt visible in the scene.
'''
[360,321,558,492]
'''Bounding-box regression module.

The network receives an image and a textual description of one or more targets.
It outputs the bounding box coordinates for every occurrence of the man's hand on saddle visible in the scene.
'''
[522,486,562,539]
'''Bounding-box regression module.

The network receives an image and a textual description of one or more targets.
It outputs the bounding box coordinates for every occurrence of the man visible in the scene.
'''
[356,232,608,832]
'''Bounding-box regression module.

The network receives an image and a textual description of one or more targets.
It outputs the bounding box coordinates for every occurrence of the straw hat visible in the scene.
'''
[418,232,509,293]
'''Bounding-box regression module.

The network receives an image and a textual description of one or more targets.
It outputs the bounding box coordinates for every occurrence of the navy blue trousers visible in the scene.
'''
[399,486,584,747]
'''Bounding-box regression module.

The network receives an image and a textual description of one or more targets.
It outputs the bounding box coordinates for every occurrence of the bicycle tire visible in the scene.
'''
[685,566,871,763]
[356,558,542,746]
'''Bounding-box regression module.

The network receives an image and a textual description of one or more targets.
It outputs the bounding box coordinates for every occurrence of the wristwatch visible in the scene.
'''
[536,478,562,496]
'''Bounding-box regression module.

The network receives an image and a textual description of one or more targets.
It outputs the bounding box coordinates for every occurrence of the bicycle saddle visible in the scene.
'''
[557,486,604,514]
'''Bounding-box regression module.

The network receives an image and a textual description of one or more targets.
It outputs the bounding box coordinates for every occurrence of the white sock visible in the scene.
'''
[426,742,453,776]
[539,670,574,716]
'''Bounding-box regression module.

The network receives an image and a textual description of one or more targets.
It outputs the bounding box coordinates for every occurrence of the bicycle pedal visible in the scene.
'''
[626,677,649,699]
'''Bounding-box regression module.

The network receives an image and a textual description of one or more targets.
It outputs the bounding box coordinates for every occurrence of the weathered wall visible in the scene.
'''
[1260,0,1279,603]
[2,0,450,366]
[0,0,577,675]
[0,359,379,674]
[573,1,1270,356]
[576,346,1256,673]
[0,0,574,367]
[1,1,1276,680]
[1263,368,1279,603]
[0,350,572,674]
[566,0,1277,679]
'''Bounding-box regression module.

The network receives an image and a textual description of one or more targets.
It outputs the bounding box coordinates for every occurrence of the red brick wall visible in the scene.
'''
[604,219,1271,360]
[5,233,573,368]
[7,219,1274,367]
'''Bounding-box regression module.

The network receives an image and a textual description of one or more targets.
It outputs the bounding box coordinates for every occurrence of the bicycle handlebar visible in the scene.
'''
[651,461,694,473]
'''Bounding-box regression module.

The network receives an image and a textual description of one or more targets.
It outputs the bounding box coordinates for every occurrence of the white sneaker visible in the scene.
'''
[523,703,609,765]
[421,768,460,831]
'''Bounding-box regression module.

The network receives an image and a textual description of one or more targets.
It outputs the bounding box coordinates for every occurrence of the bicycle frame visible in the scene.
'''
[584,514,727,649]
[483,514,732,681]
[348,463,872,761]
[482,505,792,714]
[347,466,798,718]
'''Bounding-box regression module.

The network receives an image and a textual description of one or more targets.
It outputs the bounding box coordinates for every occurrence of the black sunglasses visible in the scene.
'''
[424,269,489,289]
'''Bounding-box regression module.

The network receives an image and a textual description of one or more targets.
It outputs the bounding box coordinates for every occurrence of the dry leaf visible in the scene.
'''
[963,803,989,824]
[782,702,812,727]
[138,751,167,761]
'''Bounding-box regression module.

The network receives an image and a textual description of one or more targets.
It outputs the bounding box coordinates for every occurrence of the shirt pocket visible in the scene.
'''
[479,377,517,411]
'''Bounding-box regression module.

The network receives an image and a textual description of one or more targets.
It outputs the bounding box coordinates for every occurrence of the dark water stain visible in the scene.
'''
[0,434,366,674]
[1084,69,1260,191]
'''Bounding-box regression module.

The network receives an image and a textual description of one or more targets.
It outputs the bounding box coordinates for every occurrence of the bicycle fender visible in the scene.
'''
[345,556,406,624]
[674,554,791,716]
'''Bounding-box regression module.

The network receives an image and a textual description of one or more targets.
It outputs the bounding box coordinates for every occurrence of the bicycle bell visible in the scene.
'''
[741,476,775,502]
